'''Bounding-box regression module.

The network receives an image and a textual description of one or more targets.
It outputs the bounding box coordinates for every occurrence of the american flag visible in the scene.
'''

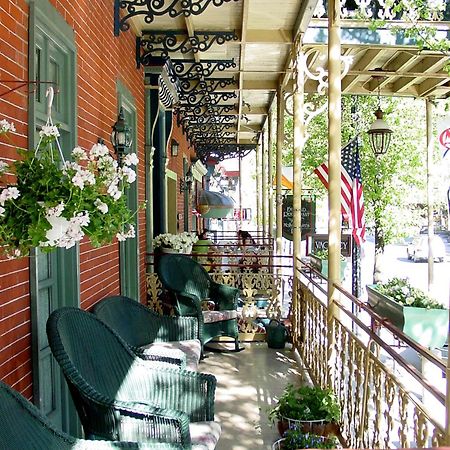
[314,138,366,245]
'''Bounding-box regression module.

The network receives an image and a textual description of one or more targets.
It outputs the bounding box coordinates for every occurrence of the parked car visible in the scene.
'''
[407,235,446,262]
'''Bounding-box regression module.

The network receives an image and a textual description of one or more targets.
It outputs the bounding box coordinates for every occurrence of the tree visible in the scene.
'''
[283,94,448,282]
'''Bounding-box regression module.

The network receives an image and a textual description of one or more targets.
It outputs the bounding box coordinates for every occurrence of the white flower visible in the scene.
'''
[0,119,15,134]
[71,211,90,227]
[90,143,109,159]
[39,125,60,138]
[71,167,95,189]
[71,172,86,189]
[62,161,79,174]
[46,202,65,217]
[0,206,5,216]
[94,199,108,214]
[123,153,139,166]
[116,224,135,242]
[0,187,20,206]
[121,166,136,184]
[72,146,88,161]
[107,182,122,200]
[97,155,116,170]
[0,161,9,174]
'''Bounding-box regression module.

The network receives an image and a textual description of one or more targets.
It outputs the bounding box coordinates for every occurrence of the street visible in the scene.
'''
[358,235,450,307]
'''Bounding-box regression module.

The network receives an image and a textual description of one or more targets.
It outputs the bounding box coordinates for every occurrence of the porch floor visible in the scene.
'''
[201,342,302,450]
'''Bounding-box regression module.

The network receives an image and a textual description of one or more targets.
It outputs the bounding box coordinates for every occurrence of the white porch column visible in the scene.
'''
[268,109,274,237]
[276,87,285,255]
[426,98,435,291]
[327,0,342,386]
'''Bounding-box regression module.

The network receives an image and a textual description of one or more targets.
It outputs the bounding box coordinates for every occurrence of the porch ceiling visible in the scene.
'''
[116,1,450,161]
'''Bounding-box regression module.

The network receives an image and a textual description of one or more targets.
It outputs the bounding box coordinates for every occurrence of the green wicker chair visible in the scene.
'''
[0,379,182,449]
[156,254,241,352]
[92,295,201,371]
[46,307,221,450]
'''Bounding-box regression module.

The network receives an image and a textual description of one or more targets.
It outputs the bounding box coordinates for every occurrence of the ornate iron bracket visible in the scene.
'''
[196,143,256,163]
[137,30,238,62]
[170,59,236,80]
[178,77,235,95]
[178,91,236,108]
[115,0,239,36]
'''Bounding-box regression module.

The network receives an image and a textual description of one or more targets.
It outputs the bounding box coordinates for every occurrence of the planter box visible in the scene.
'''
[310,255,346,280]
[367,284,448,349]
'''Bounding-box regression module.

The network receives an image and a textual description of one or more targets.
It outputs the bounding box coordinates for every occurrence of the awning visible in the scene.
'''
[196,190,235,219]
[272,166,294,190]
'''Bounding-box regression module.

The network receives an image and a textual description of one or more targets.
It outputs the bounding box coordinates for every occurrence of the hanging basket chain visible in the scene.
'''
[34,86,66,164]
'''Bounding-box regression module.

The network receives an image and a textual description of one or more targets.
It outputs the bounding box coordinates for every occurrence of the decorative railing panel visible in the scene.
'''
[296,272,447,449]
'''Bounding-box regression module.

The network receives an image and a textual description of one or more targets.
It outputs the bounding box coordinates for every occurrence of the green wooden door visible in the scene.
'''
[118,91,139,300]
[29,0,79,435]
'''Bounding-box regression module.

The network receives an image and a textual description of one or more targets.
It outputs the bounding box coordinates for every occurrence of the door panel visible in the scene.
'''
[30,2,79,434]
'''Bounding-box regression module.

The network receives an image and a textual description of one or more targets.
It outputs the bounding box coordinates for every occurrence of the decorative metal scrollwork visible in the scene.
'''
[185,123,235,134]
[196,143,256,163]
[178,91,236,107]
[178,77,235,95]
[171,59,236,79]
[138,31,238,61]
[115,0,239,35]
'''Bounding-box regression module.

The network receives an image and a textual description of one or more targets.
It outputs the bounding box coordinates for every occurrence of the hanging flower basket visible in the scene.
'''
[0,118,139,258]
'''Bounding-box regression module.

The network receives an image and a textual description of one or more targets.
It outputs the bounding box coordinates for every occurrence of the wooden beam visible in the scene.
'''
[246,29,292,44]
[342,48,383,91]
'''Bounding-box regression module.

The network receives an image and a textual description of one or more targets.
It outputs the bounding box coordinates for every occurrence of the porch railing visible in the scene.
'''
[145,252,448,447]
[295,260,448,448]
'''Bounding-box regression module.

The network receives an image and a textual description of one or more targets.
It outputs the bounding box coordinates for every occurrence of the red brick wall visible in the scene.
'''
[0,0,147,396]
[168,115,196,231]
[0,0,32,397]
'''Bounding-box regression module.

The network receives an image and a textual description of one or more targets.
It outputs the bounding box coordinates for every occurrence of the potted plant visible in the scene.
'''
[269,384,341,437]
[309,249,347,279]
[153,232,198,254]
[272,429,339,450]
[367,277,447,348]
[0,119,138,258]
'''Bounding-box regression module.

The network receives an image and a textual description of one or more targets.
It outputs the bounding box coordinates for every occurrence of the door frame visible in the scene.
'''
[116,80,140,300]
[28,0,80,435]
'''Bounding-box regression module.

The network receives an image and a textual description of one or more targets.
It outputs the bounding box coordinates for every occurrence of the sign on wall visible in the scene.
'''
[282,195,316,241]
[309,233,352,257]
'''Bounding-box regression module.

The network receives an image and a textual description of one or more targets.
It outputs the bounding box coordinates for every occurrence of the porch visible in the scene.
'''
[146,245,449,449]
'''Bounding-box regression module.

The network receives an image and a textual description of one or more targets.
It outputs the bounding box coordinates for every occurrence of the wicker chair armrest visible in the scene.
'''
[129,365,217,422]
[113,401,191,448]
[77,390,191,448]
[210,282,239,310]
[132,346,187,370]
[89,441,183,450]
[152,314,199,341]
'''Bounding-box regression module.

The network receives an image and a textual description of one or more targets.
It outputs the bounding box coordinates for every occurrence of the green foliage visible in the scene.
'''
[375,277,444,309]
[269,384,341,423]
[283,95,450,249]
[281,430,339,450]
[0,122,139,258]
[311,249,345,261]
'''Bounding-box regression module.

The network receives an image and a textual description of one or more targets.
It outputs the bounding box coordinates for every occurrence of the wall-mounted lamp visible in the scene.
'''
[367,77,392,156]
[111,107,132,163]
[180,166,193,193]
[171,139,179,157]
